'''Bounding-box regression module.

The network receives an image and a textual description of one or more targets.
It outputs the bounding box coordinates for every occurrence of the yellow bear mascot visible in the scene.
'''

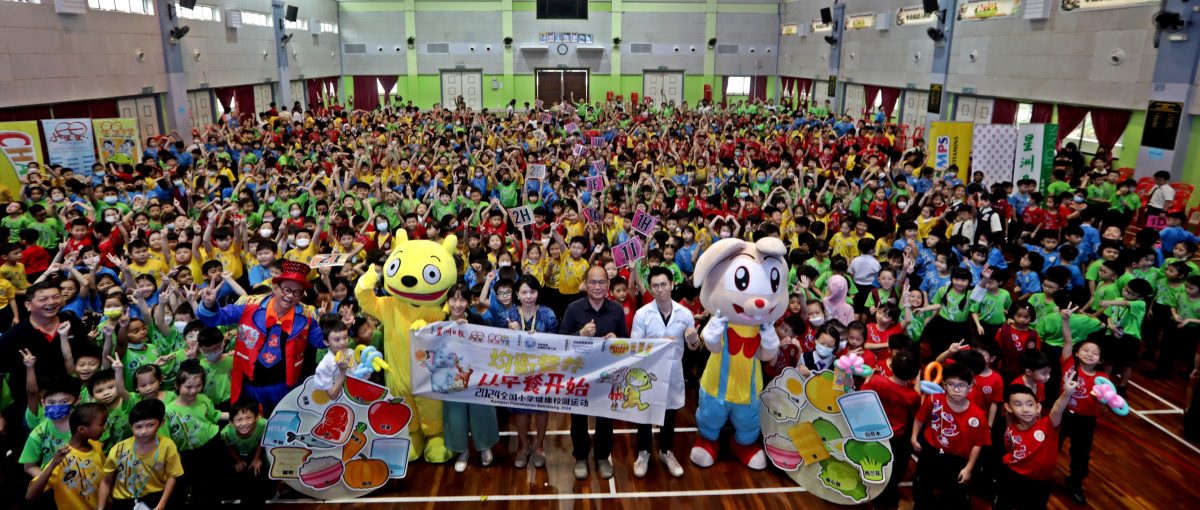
[355,230,458,463]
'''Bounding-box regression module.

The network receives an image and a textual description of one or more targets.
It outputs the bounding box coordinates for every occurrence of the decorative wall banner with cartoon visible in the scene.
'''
[0,121,44,196]
[93,118,141,166]
[263,375,412,500]
[957,0,1023,20]
[410,321,682,426]
[41,118,96,175]
[760,367,894,505]
[926,121,973,180]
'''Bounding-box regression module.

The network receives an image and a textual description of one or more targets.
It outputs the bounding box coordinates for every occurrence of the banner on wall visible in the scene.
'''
[896,5,939,25]
[1014,124,1058,191]
[411,322,682,426]
[811,20,834,33]
[927,122,973,179]
[782,23,800,36]
[92,118,142,166]
[1061,0,1155,12]
[957,0,1023,20]
[40,118,96,174]
[846,13,876,30]
[0,121,45,196]
[972,124,1019,184]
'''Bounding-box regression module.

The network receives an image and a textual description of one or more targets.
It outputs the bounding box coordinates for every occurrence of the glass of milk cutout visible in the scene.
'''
[838,392,893,441]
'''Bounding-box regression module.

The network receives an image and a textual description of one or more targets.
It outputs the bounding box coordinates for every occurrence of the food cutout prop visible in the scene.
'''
[759,367,894,505]
[690,237,789,470]
[356,230,459,463]
[264,375,412,500]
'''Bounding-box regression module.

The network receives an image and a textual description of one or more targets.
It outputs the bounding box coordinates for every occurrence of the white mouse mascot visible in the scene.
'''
[690,236,788,469]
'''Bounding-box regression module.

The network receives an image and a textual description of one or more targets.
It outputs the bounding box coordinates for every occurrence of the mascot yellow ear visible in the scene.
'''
[442,234,458,254]
[393,229,409,246]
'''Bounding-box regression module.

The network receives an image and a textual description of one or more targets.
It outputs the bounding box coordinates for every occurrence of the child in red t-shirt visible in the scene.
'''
[865,303,903,370]
[937,339,1006,496]
[861,351,921,508]
[911,363,991,510]
[996,370,1077,509]
[996,302,1040,382]
[840,321,877,369]
[1011,349,1052,404]
[1058,306,1107,505]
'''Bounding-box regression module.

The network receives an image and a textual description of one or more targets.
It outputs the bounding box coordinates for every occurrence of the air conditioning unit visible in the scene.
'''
[309,20,321,35]
[226,9,243,29]
[877,11,892,31]
[53,0,86,15]
[1024,0,1052,20]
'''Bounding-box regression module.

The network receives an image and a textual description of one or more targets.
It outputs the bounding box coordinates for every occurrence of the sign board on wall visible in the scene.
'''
[927,84,943,114]
[811,20,834,33]
[927,122,974,179]
[0,121,44,195]
[828,75,838,97]
[1060,0,1156,11]
[846,13,876,30]
[972,124,1019,184]
[782,23,800,36]
[895,5,939,25]
[40,119,96,177]
[957,0,1023,20]
[1014,124,1058,191]
[1142,100,1182,151]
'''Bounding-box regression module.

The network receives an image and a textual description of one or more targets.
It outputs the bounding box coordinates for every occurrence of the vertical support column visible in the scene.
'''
[611,0,622,101]
[502,0,514,108]
[1134,0,1200,179]
[404,0,419,105]
[828,4,845,113]
[156,0,191,143]
[272,1,292,109]
[704,0,717,102]
[928,0,959,123]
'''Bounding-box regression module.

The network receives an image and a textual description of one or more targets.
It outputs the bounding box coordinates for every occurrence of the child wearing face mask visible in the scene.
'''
[192,327,234,410]
[799,324,841,377]
[20,373,82,479]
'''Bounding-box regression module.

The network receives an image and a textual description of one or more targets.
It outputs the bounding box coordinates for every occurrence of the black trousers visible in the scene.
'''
[1060,412,1097,489]
[636,408,677,453]
[175,436,226,507]
[571,414,613,461]
[875,432,913,507]
[1043,344,1064,406]
[912,441,971,510]
[111,491,164,510]
[994,466,1052,510]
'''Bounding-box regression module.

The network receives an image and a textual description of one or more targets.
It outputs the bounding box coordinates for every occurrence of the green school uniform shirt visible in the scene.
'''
[1110,300,1147,340]
[220,417,267,457]
[165,394,220,451]
[2,214,31,242]
[1156,280,1186,307]
[1091,281,1121,313]
[1034,313,1104,348]
[814,272,859,296]
[1111,192,1142,214]
[1028,293,1058,324]
[201,355,234,407]
[1046,180,1072,199]
[907,308,934,341]
[19,420,71,467]
[122,343,161,390]
[864,287,899,310]
[971,289,1012,325]
[933,286,971,322]
[1084,259,1107,281]
[1176,294,1200,324]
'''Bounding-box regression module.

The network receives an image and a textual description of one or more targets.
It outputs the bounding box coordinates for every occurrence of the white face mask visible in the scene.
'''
[104,214,119,224]
[376,222,388,231]
[295,238,311,248]
[815,344,834,358]
[259,228,273,237]
[898,201,908,209]
[809,315,825,326]
[291,210,302,218]
[173,320,188,333]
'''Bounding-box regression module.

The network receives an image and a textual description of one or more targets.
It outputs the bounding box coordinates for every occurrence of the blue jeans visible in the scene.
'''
[696,391,760,446]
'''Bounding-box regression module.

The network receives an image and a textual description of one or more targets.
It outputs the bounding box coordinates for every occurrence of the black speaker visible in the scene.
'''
[819,7,832,24]
[179,0,196,9]
[285,5,299,22]
[922,0,940,14]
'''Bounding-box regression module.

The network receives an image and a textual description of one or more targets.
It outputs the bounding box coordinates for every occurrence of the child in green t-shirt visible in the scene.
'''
[20,370,81,479]
[164,360,223,507]
[221,400,272,504]
[970,269,1012,343]
[86,367,133,452]
[1097,278,1152,391]
[120,317,161,391]
[1087,260,1123,316]
[193,328,234,409]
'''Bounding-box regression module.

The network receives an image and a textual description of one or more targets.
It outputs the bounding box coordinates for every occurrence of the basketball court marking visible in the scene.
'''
[1128,381,1183,411]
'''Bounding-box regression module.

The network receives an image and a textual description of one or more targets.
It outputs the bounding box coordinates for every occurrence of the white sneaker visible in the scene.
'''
[454,451,469,473]
[633,451,651,478]
[480,448,494,467]
[659,451,684,478]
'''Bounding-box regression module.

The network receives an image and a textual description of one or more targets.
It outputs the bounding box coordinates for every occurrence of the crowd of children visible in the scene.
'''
[0,95,1197,508]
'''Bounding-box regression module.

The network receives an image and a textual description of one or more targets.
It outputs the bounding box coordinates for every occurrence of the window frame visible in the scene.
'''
[725,76,751,96]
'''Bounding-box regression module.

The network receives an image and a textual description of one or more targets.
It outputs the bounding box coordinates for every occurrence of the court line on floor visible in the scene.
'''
[1128,381,1183,411]
[498,427,700,437]
[274,483,914,504]
[1130,410,1200,456]
[1135,409,1184,415]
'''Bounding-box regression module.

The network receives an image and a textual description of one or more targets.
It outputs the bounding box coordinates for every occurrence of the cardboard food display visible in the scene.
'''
[263,375,413,500]
[759,368,894,505]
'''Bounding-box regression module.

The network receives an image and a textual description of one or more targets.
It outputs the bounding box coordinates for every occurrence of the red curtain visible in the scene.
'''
[862,85,881,118]
[798,78,813,101]
[992,98,1018,124]
[215,87,237,113]
[233,86,257,120]
[378,75,399,105]
[749,76,769,102]
[307,78,324,109]
[46,99,118,119]
[0,105,52,122]
[880,87,901,120]
[1031,102,1054,124]
[326,77,339,105]
[353,76,380,110]
[780,77,794,97]
[1056,104,1090,147]
[721,76,729,107]
[88,99,119,119]
[1089,107,1132,153]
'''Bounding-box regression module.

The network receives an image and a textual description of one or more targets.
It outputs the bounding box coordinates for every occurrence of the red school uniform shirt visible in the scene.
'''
[919,393,991,458]
[1003,416,1060,481]
[21,245,50,275]
[865,322,902,370]
[862,375,921,436]
[1010,375,1045,404]
[1063,357,1106,417]
[996,324,1041,379]
[968,369,1005,418]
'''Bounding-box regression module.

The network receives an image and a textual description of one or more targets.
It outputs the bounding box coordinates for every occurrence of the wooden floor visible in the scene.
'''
[271,360,1200,510]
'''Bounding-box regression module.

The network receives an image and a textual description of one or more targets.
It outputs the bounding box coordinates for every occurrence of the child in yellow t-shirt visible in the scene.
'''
[27,403,108,510]
[203,226,244,280]
[99,400,184,509]
[0,274,17,329]
[127,240,168,281]
[556,236,590,298]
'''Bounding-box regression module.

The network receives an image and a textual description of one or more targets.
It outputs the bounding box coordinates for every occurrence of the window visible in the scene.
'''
[284,18,308,30]
[725,77,751,96]
[240,10,271,27]
[4,0,42,4]
[175,2,219,22]
[1064,113,1123,156]
[88,0,154,15]
[376,79,398,96]
[1016,103,1033,124]
[320,22,338,34]
[537,0,587,20]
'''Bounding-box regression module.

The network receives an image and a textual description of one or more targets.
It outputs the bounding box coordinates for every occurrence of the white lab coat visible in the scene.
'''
[631,300,694,410]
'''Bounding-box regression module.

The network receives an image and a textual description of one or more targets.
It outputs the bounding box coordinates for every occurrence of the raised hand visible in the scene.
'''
[19,349,36,368]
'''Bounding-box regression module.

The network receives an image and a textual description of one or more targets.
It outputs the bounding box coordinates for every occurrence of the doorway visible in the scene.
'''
[643,71,684,107]
[116,96,161,141]
[441,70,484,111]
[536,69,589,106]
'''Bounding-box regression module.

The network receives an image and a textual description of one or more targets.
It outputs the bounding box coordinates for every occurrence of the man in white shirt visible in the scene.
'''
[630,267,699,478]
[1146,170,1176,217]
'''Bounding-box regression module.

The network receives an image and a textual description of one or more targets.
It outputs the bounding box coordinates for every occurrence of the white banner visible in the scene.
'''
[1061,0,1155,12]
[41,118,96,172]
[846,13,876,30]
[972,124,1018,184]
[1014,123,1056,190]
[895,5,939,25]
[957,0,1022,20]
[811,20,834,33]
[411,322,682,425]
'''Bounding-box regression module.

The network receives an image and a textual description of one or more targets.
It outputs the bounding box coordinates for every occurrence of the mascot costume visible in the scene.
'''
[355,230,458,463]
[690,236,789,469]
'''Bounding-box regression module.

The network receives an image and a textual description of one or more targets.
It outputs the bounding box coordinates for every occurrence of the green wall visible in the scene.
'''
[1183,116,1200,208]
[1117,110,1144,168]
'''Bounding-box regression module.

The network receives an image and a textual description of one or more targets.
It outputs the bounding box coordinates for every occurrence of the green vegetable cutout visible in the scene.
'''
[817,457,868,502]
[811,417,843,443]
[844,439,892,483]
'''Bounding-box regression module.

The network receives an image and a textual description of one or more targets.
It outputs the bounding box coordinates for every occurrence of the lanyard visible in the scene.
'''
[125,439,160,501]
[518,307,538,332]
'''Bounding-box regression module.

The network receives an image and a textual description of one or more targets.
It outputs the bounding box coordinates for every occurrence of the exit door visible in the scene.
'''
[643,71,684,107]
[441,70,484,111]
[117,96,160,141]
[536,69,589,106]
